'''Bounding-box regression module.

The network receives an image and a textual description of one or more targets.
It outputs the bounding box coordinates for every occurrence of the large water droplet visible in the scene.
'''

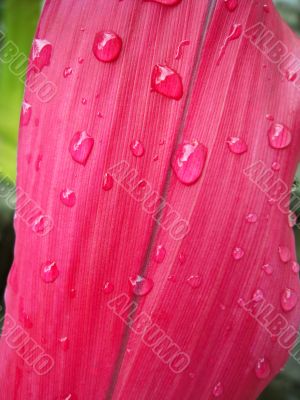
[187,275,202,289]
[129,275,154,296]
[213,382,224,397]
[93,31,122,62]
[255,358,271,379]
[21,102,32,126]
[281,288,298,312]
[60,189,76,208]
[151,64,183,100]
[232,247,244,260]
[69,131,94,165]
[31,39,52,71]
[172,140,207,185]
[268,123,292,149]
[153,244,166,264]
[41,261,59,283]
[224,0,238,11]
[102,173,114,191]
[130,140,145,157]
[227,137,248,154]
[278,246,291,263]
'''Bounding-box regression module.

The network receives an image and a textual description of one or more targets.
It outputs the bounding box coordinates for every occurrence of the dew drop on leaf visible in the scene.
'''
[130,140,145,157]
[31,39,52,71]
[261,263,273,275]
[255,358,271,379]
[172,140,207,185]
[69,131,94,165]
[63,67,73,78]
[224,0,238,12]
[103,281,114,294]
[227,137,248,154]
[245,213,257,223]
[291,261,300,274]
[20,102,32,126]
[187,275,202,289]
[102,173,114,191]
[268,123,292,149]
[278,246,291,263]
[281,288,297,312]
[153,244,166,264]
[232,247,244,260]
[60,189,76,208]
[93,31,122,62]
[151,64,183,100]
[129,275,154,296]
[212,382,224,397]
[41,261,59,283]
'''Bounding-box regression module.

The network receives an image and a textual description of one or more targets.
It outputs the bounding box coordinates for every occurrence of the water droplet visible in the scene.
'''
[178,252,186,264]
[261,263,273,275]
[172,140,207,185]
[58,336,69,351]
[187,275,202,288]
[102,173,114,191]
[81,98,87,105]
[288,212,297,228]
[281,288,297,312]
[245,213,258,223]
[286,71,297,82]
[35,154,43,171]
[69,131,94,165]
[227,137,248,154]
[20,102,32,126]
[252,289,264,302]
[60,189,76,208]
[103,281,114,294]
[97,111,103,118]
[271,161,280,171]
[263,4,270,13]
[150,0,182,4]
[41,261,59,283]
[70,288,76,299]
[232,247,244,260]
[93,31,122,62]
[31,39,52,71]
[291,261,300,274]
[63,394,77,400]
[278,246,291,263]
[153,244,166,264]
[224,0,238,11]
[268,123,292,149]
[151,64,183,100]
[130,140,145,157]
[266,114,274,121]
[175,40,190,60]
[217,24,242,65]
[213,382,224,397]
[78,57,84,64]
[255,358,271,379]
[63,67,73,78]
[129,275,154,296]
[32,215,52,235]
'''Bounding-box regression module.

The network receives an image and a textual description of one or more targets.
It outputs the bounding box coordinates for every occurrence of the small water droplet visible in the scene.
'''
[130,140,145,157]
[35,154,43,171]
[288,212,297,228]
[32,215,51,235]
[178,252,186,264]
[286,70,297,82]
[102,173,114,191]
[261,263,273,275]
[227,137,248,154]
[93,31,122,62]
[63,67,73,78]
[31,39,52,71]
[41,261,59,283]
[224,0,238,11]
[291,261,300,274]
[78,57,84,64]
[232,247,244,260]
[271,161,280,171]
[70,288,76,299]
[252,289,264,302]
[69,131,94,165]
[20,102,32,126]
[150,0,182,4]
[245,213,258,223]
[129,275,154,296]
[281,288,297,312]
[60,189,76,207]
[263,4,270,13]
[266,114,274,121]
[151,64,183,100]
[268,123,292,149]
[81,98,87,105]
[63,394,77,400]
[217,24,242,65]
[58,336,69,351]
[255,358,271,379]
[97,111,103,118]
[187,275,202,288]
[278,246,291,263]
[103,281,114,294]
[153,244,166,264]
[213,382,224,397]
[172,140,207,185]
[175,40,190,60]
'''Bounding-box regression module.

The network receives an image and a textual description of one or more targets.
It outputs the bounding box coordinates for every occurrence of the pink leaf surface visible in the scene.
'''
[1,1,300,399]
